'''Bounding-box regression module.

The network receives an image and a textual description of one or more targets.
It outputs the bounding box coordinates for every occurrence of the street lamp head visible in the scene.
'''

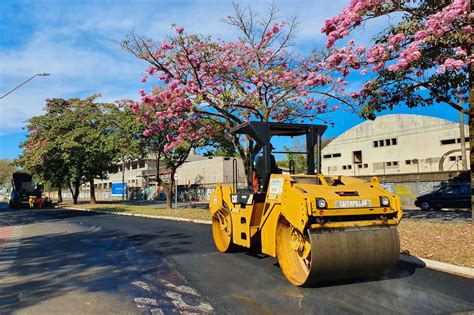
[0,73,52,100]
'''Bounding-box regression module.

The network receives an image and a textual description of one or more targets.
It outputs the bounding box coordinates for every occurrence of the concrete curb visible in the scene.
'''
[56,206,212,225]
[400,254,474,279]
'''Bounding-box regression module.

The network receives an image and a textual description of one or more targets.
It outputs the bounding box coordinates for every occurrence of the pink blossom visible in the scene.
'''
[388,33,405,45]
[271,22,280,34]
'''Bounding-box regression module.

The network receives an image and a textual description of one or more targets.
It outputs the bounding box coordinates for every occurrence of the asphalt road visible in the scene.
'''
[0,204,473,314]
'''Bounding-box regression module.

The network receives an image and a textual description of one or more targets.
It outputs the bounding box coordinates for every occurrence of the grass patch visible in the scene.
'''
[62,202,211,221]
[399,219,473,268]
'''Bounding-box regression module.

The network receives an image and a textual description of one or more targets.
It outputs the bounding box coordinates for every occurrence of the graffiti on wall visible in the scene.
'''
[382,181,442,206]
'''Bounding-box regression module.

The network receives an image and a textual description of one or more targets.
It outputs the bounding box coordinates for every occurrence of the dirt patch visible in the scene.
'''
[399,219,473,268]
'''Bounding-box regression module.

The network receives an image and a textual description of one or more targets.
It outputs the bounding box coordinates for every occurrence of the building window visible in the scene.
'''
[385,139,390,146]
[347,165,352,170]
[449,156,456,161]
[138,160,146,168]
[391,138,397,145]
[441,139,456,145]
[332,153,341,158]
[412,159,418,164]
[353,150,362,164]
[323,154,332,159]
[379,140,384,147]
[456,137,470,143]
[405,160,411,165]
[373,141,378,148]
[358,164,363,168]
[342,165,347,170]
[386,162,392,167]
[393,161,398,166]
[363,164,368,168]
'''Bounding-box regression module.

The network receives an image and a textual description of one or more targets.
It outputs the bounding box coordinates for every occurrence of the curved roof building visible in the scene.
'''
[321,114,470,175]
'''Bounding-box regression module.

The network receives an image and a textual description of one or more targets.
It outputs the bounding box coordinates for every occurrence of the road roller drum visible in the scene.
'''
[276,219,400,286]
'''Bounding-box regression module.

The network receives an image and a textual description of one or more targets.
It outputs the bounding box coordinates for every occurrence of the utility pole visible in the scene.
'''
[122,158,126,201]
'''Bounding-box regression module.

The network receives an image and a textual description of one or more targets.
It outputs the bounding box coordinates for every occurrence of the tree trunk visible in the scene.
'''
[469,60,473,222]
[165,182,173,209]
[89,178,96,205]
[470,99,473,223]
[469,0,473,223]
[71,180,80,204]
[58,186,63,203]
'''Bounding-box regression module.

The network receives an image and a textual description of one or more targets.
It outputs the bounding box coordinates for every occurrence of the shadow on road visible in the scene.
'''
[0,209,195,313]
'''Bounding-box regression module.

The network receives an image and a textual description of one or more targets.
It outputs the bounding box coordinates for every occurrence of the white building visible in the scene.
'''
[176,157,246,188]
[90,149,246,201]
[321,114,470,176]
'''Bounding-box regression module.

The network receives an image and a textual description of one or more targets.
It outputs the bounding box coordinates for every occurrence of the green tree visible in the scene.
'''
[107,102,147,200]
[276,142,307,174]
[0,159,16,187]
[17,99,70,202]
[18,97,120,204]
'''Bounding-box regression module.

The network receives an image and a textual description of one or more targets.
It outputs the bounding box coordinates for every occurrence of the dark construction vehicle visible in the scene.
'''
[8,172,44,208]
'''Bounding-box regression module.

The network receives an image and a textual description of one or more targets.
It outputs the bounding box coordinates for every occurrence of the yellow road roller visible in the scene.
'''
[209,122,403,286]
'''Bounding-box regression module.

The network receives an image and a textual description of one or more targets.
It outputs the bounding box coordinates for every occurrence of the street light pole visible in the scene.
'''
[0,73,50,100]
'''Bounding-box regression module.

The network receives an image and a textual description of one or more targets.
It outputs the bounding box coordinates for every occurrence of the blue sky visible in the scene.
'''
[0,0,466,159]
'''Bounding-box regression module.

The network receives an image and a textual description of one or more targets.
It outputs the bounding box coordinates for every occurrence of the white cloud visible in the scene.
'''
[1,0,357,135]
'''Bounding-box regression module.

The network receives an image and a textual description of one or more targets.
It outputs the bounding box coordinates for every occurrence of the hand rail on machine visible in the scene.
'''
[232,159,238,194]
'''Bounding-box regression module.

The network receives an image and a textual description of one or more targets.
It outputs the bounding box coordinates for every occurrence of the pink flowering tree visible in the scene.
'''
[122,3,345,184]
[322,0,473,212]
[129,87,213,208]
[321,0,470,117]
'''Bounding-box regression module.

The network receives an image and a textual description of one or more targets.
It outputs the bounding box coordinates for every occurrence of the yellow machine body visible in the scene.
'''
[210,173,403,286]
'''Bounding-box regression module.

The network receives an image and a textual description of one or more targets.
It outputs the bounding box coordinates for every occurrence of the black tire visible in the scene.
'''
[419,201,431,211]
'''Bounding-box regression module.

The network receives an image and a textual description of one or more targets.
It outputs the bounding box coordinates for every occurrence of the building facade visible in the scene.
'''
[321,114,470,176]
[86,150,246,201]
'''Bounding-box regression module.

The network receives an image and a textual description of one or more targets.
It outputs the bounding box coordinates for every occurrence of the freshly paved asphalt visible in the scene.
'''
[0,203,473,314]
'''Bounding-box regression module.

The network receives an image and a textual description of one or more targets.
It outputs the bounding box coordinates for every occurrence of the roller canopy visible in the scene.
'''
[230,121,327,146]
[231,122,328,190]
